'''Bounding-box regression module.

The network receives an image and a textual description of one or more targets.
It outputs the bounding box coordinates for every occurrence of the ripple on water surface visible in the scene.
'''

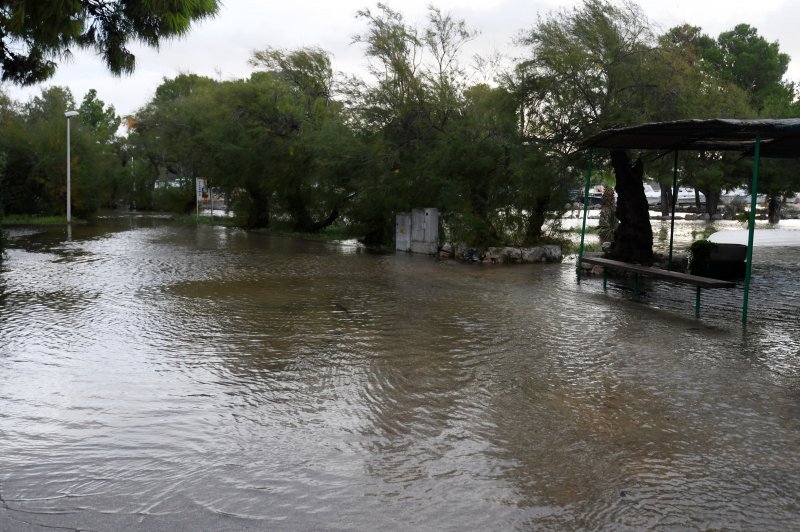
[1,217,800,529]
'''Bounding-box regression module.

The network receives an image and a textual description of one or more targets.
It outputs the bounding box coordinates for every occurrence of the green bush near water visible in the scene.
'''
[1,214,73,225]
[688,239,717,276]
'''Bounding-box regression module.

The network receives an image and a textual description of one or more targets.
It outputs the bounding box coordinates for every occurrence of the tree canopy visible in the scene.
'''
[0,0,219,85]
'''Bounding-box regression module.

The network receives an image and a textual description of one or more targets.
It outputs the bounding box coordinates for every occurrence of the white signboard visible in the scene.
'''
[196,178,208,202]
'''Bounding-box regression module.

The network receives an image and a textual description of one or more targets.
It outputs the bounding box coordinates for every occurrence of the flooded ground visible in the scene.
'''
[1,214,799,530]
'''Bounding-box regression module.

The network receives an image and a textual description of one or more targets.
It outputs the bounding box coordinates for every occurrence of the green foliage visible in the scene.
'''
[713,24,791,111]
[153,185,194,214]
[126,74,218,211]
[655,24,755,121]
[5,2,799,253]
[515,1,795,229]
[0,151,4,259]
[688,239,717,276]
[129,54,365,232]
[344,5,569,247]
[79,89,121,142]
[0,0,219,85]
[0,86,125,219]
[1,214,70,224]
[516,0,660,147]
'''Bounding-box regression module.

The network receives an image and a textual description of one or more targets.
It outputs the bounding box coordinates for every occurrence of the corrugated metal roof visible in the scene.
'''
[578,118,800,157]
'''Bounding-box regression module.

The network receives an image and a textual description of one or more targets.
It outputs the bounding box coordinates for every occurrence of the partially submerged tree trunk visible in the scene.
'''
[525,194,550,244]
[286,189,314,232]
[310,206,340,233]
[360,217,391,248]
[703,188,720,218]
[659,182,672,217]
[768,194,782,224]
[597,186,617,244]
[610,150,653,264]
[244,184,271,229]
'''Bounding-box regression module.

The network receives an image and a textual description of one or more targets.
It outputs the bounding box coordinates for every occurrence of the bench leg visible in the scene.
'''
[633,274,640,300]
[695,287,701,317]
[602,268,607,291]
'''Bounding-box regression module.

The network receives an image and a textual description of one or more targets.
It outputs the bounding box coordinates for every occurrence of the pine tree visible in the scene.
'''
[0,0,219,85]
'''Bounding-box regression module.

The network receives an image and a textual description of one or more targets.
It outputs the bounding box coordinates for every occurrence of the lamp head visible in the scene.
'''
[65,110,79,118]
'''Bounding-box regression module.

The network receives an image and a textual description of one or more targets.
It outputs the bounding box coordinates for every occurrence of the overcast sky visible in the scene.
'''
[4,0,798,118]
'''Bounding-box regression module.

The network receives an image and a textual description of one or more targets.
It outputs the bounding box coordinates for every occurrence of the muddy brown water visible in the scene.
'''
[1,214,799,530]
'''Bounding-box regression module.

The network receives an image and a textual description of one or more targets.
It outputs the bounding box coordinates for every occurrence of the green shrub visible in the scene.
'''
[689,239,717,276]
[153,186,195,214]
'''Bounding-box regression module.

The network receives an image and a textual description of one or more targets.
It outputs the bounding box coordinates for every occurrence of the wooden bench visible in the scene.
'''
[580,256,735,316]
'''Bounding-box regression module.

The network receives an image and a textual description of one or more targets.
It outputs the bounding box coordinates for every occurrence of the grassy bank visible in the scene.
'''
[0,214,79,225]
[170,215,363,243]
[250,223,363,243]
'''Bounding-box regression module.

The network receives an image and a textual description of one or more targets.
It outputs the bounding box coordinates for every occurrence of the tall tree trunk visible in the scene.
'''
[287,188,314,232]
[704,189,720,218]
[768,194,782,224]
[245,184,271,229]
[610,150,653,265]
[361,214,391,248]
[525,194,550,244]
[659,182,672,217]
[310,206,340,232]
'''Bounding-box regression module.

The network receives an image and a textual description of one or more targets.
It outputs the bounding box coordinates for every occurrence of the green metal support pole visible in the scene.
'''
[695,287,701,318]
[577,149,594,283]
[668,150,679,270]
[742,136,761,324]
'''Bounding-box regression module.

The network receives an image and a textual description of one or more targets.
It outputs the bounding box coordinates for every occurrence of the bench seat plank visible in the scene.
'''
[581,256,735,288]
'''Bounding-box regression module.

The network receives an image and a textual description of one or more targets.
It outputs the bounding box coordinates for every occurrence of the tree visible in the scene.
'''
[0,0,216,260]
[127,74,218,211]
[127,54,368,232]
[654,25,756,218]
[709,24,790,112]
[0,137,7,258]
[516,0,660,149]
[428,84,517,246]
[657,23,800,219]
[349,4,495,246]
[249,47,361,232]
[516,3,788,261]
[0,0,219,85]
[0,86,124,218]
[0,90,37,215]
[79,89,120,142]
[516,0,662,261]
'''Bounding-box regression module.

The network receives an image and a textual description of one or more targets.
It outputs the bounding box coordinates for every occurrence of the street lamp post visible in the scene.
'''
[65,110,79,224]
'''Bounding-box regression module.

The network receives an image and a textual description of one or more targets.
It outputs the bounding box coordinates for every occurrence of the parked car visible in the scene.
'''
[676,187,705,206]
[720,187,765,204]
[641,184,705,207]
[643,184,661,207]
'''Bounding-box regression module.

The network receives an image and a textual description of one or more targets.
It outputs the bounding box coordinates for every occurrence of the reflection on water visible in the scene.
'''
[1,215,800,530]
[563,210,800,254]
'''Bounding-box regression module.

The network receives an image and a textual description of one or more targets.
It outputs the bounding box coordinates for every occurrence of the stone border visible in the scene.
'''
[438,243,563,264]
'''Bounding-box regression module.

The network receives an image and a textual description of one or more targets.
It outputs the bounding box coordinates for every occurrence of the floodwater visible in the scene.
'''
[1,214,799,530]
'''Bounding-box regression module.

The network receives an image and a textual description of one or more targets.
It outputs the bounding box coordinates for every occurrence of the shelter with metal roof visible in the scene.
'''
[576,118,800,323]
